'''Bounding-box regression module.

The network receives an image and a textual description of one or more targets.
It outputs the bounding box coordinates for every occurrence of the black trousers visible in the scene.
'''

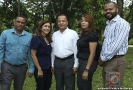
[34,67,52,90]
[54,56,75,90]
[77,59,98,90]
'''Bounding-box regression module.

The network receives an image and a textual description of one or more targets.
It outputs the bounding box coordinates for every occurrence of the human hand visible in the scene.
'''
[37,69,43,78]
[82,71,88,81]
[51,67,54,74]
[72,67,78,74]
[27,72,33,78]
[98,58,106,67]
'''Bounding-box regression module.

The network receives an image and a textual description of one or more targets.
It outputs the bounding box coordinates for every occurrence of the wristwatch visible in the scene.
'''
[85,68,89,72]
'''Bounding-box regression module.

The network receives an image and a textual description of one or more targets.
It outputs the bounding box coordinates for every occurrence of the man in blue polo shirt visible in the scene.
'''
[0,15,34,90]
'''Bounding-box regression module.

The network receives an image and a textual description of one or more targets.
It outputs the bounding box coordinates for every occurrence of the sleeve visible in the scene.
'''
[0,31,6,72]
[51,33,55,67]
[100,21,130,61]
[72,31,79,68]
[87,31,99,42]
[28,35,35,73]
[27,49,35,73]
[30,36,40,50]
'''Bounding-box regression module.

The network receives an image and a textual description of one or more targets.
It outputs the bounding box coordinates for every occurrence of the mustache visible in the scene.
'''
[106,12,111,15]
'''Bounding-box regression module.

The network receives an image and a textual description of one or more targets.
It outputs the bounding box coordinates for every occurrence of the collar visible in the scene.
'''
[11,28,26,35]
[59,27,69,34]
[106,15,120,24]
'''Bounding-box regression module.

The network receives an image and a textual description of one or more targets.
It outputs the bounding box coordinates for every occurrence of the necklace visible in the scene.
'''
[84,30,89,32]
[43,36,49,45]
[42,35,46,38]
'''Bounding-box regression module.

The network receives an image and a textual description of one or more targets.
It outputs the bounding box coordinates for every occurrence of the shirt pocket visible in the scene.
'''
[22,42,30,52]
[64,39,73,50]
[6,41,14,50]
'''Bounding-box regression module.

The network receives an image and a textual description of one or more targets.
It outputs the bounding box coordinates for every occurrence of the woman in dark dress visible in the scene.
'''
[30,20,52,90]
[77,14,99,90]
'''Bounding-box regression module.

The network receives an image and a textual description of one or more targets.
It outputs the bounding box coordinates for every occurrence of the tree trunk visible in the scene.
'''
[117,0,123,17]
[41,0,44,19]
[18,0,20,15]
[49,0,52,22]
[60,0,65,13]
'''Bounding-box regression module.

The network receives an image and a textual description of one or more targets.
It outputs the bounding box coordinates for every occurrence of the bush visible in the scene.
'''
[128,38,133,45]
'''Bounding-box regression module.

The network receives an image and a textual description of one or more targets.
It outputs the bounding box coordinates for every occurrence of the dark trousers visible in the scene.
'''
[1,61,28,90]
[34,67,52,90]
[0,76,2,90]
[77,59,98,90]
[54,56,75,90]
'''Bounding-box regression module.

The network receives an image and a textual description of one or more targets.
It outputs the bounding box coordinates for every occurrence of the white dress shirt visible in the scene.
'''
[51,27,79,67]
[100,15,130,61]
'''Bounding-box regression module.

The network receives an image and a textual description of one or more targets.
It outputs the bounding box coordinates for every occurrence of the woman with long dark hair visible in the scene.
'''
[30,20,52,90]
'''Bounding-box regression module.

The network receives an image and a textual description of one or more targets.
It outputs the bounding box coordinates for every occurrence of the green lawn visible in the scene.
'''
[10,47,133,90]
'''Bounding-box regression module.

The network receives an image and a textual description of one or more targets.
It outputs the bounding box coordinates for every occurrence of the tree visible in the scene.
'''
[125,2,133,40]
[117,0,124,16]
[18,0,20,15]
[0,0,132,40]
[25,0,50,33]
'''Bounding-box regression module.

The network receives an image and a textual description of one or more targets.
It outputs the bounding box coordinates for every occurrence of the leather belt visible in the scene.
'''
[3,60,26,67]
[55,54,74,60]
[112,55,124,59]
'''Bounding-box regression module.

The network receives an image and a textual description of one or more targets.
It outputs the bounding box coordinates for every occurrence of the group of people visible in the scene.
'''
[0,1,130,90]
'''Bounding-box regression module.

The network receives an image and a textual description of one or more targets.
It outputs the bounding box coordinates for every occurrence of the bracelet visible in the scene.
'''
[85,68,89,72]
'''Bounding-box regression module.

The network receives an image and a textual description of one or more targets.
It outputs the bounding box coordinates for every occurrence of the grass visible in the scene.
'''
[10,47,133,90]
[129,38,133,45]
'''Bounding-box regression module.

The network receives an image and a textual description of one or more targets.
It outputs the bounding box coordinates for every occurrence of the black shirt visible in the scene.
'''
[77,31,99,60]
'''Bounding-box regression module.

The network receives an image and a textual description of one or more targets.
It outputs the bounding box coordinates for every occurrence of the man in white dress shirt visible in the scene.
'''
[51,14,79,90]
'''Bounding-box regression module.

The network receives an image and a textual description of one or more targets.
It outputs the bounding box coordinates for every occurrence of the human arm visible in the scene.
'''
[51,67,54,74]
[51,49,55,74]
[98,58,106,67]
[51,34,55,74]
[72,32,79,74]
[82,42,97,81]
[27,36,38,77]
[0,31,6,74]
[100,20,130,61]
[27,49,35,77]
[31,49,43,78]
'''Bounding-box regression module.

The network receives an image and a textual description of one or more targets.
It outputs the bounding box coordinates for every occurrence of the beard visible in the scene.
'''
[104,12,117,20]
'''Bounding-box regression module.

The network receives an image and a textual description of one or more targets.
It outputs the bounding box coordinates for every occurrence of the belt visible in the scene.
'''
[3,60,26,67]
[112,55,124,59]
[55,54,74,60]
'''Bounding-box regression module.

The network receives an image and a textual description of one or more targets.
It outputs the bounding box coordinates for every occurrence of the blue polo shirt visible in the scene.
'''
[30,36,52,69]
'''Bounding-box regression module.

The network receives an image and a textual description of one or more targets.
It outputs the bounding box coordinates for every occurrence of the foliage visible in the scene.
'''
[0,0,133,38]
[128,38,133,45]
[25,0,50,33]
[0,0,31,33]
[83,0,107,39]
[126,3,133,40]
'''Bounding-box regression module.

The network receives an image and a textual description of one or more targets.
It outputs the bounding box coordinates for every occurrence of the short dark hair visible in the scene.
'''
[57,14,68,21]
[14,15,27,22]
[105,1,118,8]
